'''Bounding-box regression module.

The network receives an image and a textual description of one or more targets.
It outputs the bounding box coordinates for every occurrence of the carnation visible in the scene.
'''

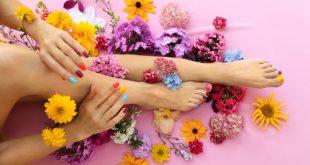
[95,34,108,52]
[112,121,136,144]
[91,129,114,145]
[107,17,154,54]
[187,31,225,63]
[188,139,203,154]
[155,28,191,58]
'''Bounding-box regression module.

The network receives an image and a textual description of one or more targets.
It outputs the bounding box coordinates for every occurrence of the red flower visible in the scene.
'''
[210,131,226,144]
[188,139,203,154]
[213,16,227,30]
[143,69,160,83]
[95,35,108,52]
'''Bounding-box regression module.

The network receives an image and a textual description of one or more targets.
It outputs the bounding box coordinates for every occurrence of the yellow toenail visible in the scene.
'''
[119,86,126,94]
[277,74,284,83]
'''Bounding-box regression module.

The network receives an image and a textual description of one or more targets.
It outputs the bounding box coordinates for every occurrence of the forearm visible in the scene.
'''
[0,122,84,165]
[115,55,224,83]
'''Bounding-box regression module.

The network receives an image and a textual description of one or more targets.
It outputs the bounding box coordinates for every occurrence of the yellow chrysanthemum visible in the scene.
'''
[117,153,148,165]
[71,22,97,56]
[42,128,66,147]
[44,94,77,124]
[180,119,207,143]
[45,10,73,30]
[124,0,156,22]
[14,5,35,23]
[151,144,170,164]
[252,93,287,130]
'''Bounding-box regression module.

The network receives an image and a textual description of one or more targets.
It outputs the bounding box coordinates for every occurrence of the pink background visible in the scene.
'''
[3,0,310,164]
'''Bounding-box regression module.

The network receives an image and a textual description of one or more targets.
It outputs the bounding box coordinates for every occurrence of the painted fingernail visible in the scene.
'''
[113,82,120,88]
[83,51,89,58]
[278,71,282,75]
[69,77,78,84]
[121,94,128,101]
[75,70,84,78]
[205,83,212,92]
[80,63,87,71]
[119,86,126,94]
[277,74,284,83]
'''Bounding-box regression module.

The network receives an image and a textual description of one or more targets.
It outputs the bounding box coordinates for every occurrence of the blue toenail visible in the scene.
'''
[69,77,78,84]
[121,94,128,101]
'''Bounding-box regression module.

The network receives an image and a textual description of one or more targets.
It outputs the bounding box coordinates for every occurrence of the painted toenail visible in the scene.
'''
[205,83,212,92]
[277,74,284,83]
[278,71,282,75]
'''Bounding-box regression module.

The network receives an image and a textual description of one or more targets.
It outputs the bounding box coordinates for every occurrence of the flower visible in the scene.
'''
[107,17,154,54]
[91,129,114,145]
[44,94,77,124]
[42,128,66,147]
[35,0,49,20]
[213,16,227,30]
[124,0,156,22]
[153,109,180,134]
[252,93,287,130]
[151,144,170,164]
[117,153,148,165]
[159,2,190,30]
[143,69,160,83]
[162,73,182,90]
[133,134,152,158]
[69,6,106,29]
[224,49,244,62]
[14,5,35,24]
[89,55,128,79]
[180,119,207,143]
[187,31,225,63]
[188,139,203,154]
[112,121,136,144]
[154,57,177,75]
[210,131,226,144]
[45,10,74,30]
[155,28,191,58]
[71,22,97,56]
[53,137,95,164]
[95,34,108,52]
[178,149,192,160]
[64,0,85,12]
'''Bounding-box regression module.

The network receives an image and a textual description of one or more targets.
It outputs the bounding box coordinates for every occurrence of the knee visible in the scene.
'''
[0,44,26,72]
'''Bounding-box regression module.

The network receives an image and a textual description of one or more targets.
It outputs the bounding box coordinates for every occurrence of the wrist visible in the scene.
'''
[23,18,46,43]
[63,121,89,143]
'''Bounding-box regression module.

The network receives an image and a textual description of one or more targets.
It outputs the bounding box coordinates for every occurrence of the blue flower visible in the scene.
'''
[224,49,244,62]
[163,73,182,90]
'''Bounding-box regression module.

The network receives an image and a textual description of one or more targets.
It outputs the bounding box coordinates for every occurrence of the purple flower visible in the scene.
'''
[53,138,95,164]
[107,17,154,54]
[187,31,225,63]
[133,134,152,158]
[88,55,128,79]
[91,129,114,145]
[155,28,191,58]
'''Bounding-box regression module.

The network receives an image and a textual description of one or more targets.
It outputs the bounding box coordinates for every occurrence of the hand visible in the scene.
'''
[72,84,127,139]
[27,19,88,82]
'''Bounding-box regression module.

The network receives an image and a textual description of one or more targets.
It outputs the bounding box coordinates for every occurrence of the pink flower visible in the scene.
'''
[213,16,227,30]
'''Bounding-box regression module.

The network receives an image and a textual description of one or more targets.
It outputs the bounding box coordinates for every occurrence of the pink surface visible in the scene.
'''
[3,0,310,165]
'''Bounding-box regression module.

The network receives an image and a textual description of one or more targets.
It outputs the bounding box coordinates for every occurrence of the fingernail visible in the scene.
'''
[205,83,212,92]
[119,86,126,94]
[75,70,84,78]
[277,74,284,83]
[69,77,78,84]
[80,63,87,71]
[83,51,89,58]
[121,94,128,101]
[278,71,282,75]
[113,82,120,88]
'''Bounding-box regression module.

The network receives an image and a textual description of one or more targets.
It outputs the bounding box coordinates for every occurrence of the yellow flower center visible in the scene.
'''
[135,2,142,8]
[157,149,164,156]
[56,107,64,115]
[261,104,274,117]
[192,128,198,134]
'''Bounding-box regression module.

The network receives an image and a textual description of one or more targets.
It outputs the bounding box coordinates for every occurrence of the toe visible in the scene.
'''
[264,67,277,73]
[194,89,207,97]
[264,71,279,78]
[192,82,209,90]
[261,62,272,69]
[267,75,284,87]
[254,58,268,64]
[188,103,198,109]
[193,94,204,100]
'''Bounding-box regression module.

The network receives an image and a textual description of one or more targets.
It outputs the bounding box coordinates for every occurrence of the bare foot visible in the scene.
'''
[218,58,284,88]
[146,82,209,111]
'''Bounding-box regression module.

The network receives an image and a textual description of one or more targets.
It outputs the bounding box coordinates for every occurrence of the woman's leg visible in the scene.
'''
[102,55,282,88]
[0,43,207,111]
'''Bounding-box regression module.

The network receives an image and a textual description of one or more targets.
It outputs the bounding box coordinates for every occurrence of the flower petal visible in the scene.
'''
[63,0,77,10]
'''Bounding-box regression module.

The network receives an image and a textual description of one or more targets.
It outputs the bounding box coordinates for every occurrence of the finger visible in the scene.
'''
[40,51,71,79]
[56,40,87,71]
[61,32,89,58]
[97,86,125,114]
[89,83,121,108]
[48,45,83,78]
[104,108,126,130]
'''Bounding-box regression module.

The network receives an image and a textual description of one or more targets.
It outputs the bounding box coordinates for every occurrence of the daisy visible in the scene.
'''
[180,119,207,143]
[151,144,170,164]
[124,0,156,22]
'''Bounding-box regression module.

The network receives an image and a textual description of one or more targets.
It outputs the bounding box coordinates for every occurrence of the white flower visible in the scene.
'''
[68,6,106,28]
[112,121,136,144]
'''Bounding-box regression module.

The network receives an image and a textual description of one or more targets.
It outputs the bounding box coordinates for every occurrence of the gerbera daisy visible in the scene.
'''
[41,128,66,147]
[180,119,207,143]
[252,93,287,130]
[14,5,35,24]
[44,94,77,124]
[151,144,170,164]
[71,22,97,56]
[117,153,148,165]
[124,0,156,22]
[45,10,73,30]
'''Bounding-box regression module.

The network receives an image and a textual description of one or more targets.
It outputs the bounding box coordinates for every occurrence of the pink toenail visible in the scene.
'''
[205,83,212,92]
